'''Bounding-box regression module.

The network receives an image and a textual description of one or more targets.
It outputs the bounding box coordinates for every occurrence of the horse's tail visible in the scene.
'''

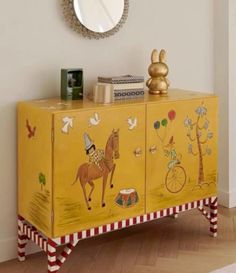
[71,164,88,186]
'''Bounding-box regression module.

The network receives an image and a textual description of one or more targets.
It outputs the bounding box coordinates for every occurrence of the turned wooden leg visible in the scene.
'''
[210,197,218,237]
[18,216,28,262]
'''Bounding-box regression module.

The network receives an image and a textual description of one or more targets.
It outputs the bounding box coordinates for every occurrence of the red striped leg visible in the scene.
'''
[48,240,59,273]
[18,217,28,262]
[198,206,211,221]
[18,226,28,261]
[56,240,78,269]
[210,197,218,237]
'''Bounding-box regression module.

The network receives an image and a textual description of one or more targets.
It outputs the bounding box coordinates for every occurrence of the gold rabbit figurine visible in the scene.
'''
[146,49,170,95]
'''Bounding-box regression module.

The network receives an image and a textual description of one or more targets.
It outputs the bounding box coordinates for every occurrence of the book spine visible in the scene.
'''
[98,79,144,84]
[114,89,145,100]
[97,82,144,90]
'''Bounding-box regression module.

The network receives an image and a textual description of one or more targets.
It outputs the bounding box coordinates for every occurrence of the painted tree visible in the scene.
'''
[38,173,46,191]
[184,103,213,185]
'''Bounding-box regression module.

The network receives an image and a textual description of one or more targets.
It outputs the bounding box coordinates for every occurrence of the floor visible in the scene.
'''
[0,206,236,273]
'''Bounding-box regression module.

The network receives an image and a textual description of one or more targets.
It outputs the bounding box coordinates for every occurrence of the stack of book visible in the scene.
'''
[97,75,145,100]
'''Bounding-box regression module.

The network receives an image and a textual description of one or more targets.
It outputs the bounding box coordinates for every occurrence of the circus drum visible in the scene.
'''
[115,188,139,208]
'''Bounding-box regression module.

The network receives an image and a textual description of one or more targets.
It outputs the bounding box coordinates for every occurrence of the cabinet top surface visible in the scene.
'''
[18,89,217,113]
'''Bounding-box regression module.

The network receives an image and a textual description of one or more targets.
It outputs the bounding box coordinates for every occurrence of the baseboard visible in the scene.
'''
[0,237,41,263]
[218,189,236,208]
[229,190,236,208]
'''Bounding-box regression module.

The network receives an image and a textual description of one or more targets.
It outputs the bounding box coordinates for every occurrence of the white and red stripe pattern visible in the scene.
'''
[210,197,218,237]
[18,216,28,262]
[198,197,218,237]
[18,196,218,273]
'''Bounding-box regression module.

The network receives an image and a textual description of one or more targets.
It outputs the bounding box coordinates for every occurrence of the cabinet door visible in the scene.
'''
[53,105,145,237]
[146,98,218,213]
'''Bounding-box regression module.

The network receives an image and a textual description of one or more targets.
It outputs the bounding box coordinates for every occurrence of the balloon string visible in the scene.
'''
[155,130,164,143]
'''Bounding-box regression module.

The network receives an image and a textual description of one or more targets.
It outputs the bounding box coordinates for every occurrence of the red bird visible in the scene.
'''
[26,119,36,138]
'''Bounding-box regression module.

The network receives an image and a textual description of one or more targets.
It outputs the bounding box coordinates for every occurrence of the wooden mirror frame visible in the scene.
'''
[62,0,129,39]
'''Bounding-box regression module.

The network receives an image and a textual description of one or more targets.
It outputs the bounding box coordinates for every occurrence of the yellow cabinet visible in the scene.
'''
[18,90,218,239]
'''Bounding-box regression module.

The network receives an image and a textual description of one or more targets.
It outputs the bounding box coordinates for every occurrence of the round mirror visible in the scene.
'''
[73,0,124,33]
[62,0,129,39]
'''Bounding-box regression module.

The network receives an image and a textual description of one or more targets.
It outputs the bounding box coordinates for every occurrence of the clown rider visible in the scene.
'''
[84,132,105,171]
[164,136,181,170]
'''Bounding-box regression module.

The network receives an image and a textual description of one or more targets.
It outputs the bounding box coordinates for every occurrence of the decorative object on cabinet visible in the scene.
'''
[97,75,145,100]
[61,69,83,100]
[146,49,170,95]
[17,90,218,273]
[62,0,129,39]
[93,83,114,104]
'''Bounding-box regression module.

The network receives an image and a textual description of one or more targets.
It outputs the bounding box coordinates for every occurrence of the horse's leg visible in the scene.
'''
[109,164,116,188]
[101,173,108,207]
[88,181,95,202]
[80,181,91,210]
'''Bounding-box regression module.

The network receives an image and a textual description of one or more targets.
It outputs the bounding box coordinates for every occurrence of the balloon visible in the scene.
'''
[154,121,160,129]
[168,110,176,121]
[161,119,168,127]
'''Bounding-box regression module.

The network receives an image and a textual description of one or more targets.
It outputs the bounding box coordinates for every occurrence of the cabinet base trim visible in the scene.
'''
[18,196,217,273]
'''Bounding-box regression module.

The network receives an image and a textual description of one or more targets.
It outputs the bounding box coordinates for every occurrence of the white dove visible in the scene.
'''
[61,117,73,134]
[89,112,101,126]
[127,117,137,130]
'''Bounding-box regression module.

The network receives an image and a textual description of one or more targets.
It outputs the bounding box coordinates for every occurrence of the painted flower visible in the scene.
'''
[195,105,207,117]
[204,120,209,129]
[207,132,213,139]
[188,144,193,154]
[206,147,212,155]
[184,116,192,127]
[197,131,202,137]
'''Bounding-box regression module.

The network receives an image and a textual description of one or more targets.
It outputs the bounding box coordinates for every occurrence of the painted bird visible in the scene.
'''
[61,117,74,134]
[127,117,137,130]
[26,119,36,138]
[89,112,101,126]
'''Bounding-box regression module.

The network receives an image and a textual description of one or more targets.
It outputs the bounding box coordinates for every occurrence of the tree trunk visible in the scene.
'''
[196,117,204,184]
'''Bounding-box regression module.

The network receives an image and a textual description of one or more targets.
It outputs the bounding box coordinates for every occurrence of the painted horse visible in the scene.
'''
[73,129,120,210]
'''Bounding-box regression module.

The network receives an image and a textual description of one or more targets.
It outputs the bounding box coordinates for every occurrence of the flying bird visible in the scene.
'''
[61,117,74,134]
[89,112,101,126]
[26,119,36,138]
[127,117,137,130]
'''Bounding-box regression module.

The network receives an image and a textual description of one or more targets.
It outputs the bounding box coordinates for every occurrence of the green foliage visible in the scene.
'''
[38,173,46,189]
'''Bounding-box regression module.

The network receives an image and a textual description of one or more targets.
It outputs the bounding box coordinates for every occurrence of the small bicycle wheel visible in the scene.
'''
[165,166,186,193]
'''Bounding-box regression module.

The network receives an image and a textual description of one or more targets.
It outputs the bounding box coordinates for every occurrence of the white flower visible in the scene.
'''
[188,144,193,153]
[184,116,192,127]
[204,120,209,129]
[207,132,213,139]
[206,147,212,155]
[196,105,207,117]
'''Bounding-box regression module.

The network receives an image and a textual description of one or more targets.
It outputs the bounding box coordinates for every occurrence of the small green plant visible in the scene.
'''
[38,173,46,191]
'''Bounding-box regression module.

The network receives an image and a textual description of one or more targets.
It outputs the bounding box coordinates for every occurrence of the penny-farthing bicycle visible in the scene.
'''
[165,159,187,193]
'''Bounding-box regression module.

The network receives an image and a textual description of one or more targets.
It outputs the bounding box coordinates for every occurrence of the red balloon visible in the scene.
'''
[168,110,176,121]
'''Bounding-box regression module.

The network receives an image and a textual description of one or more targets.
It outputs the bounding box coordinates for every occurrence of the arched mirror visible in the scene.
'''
[62,0,129,39]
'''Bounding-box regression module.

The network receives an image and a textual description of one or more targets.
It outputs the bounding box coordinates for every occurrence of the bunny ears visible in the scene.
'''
[151,49,167,63]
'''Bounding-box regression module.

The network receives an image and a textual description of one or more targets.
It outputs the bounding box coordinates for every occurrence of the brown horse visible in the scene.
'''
[73,129,120,210]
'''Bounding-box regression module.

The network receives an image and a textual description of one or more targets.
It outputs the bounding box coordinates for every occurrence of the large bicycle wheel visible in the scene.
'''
[165,166,186,193]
